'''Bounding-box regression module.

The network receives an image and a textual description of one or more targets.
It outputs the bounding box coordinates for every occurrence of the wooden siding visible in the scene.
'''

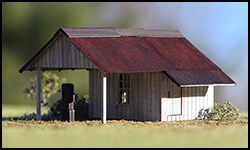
[89,70,214,122]
[89,69,103,118]
[31,34,97,69]
[89,70,162,121]
[161,73,214,121]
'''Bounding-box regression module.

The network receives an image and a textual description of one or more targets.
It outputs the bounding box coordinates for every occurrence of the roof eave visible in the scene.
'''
[180,83,236,87]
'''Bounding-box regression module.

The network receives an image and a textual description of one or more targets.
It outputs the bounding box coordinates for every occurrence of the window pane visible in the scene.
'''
[118,73,131,104]
[127,74,130,80]
[119,97,123,104]
[120,74,123,80]
[127,81,130,88]
[120,89,123,96]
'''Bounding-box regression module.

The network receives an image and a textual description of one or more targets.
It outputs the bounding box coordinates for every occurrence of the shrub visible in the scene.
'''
[204,100,241,125]
[209,100,241,120]
[47,94,89,121]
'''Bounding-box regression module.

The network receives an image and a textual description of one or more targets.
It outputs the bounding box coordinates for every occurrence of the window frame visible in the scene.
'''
[117,73,131,105]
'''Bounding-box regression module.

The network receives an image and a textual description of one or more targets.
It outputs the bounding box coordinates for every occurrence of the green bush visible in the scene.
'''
[209,100,241,120]
[204,100,241,125]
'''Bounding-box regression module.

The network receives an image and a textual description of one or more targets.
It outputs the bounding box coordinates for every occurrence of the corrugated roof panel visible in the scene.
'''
[68,37,175,73]
[60,28,120,37]
[146,30,184,37]
[115,28,150,37]
[145,37,220,71]
[166,70,235,86]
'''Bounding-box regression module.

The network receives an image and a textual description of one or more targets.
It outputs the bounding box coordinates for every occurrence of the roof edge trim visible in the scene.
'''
[180,83,236,87]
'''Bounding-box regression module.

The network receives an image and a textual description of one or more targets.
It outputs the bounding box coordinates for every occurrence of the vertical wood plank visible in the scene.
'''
[93,70,98,118]
[53,40,59,67]
[196,87,200,119]
[182,87,187,120]
[208,85,214,108]
[67,38,72,68]
[133,73,139,120]
[62,36,67,68]
[36,68,41,120]
[200,86,204,113]
[84,53,89,68]
[79,51,84,68]
[107,73,111,118]
[179,87,183,121]
[146,72,151,120]
[58,35,63,68]
[204,86,208,109]
[142,72,147,121]
[138,73,143,120]
[156,72,162,121]
[187,88,192,120]
[88,70,92,118]
[161,98,168,121]
[151,72,155,121]
[114,73,118,119]
[50,43,54,67]
[41,49,46,68]
[71,42,76,67]
[98,70,102,118]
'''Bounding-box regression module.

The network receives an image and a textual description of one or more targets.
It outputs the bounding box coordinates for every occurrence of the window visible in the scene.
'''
[119,74,131,104]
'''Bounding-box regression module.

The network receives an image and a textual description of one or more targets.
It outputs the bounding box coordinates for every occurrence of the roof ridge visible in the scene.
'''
[59,27,184,38]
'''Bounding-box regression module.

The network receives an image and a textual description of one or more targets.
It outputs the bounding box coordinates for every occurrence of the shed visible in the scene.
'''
[19,28,236,123]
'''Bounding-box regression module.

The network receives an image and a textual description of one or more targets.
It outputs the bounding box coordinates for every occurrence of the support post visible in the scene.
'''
[102,73,107,124]
[36,68,41,120]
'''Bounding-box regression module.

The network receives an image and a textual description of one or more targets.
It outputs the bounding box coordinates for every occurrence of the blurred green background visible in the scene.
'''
[2,2,248,111]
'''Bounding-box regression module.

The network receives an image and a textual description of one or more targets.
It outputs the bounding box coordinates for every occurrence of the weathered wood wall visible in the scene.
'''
[89,70,163,121]
[89,69,103,118]
[89,70,214,122]
[161,73,214,121]
[31,34,97,69]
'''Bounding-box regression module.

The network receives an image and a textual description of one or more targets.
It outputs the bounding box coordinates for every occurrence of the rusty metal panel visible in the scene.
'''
[69,37,175,73]
[144,37,221,71]
[166,70,235,86]
[69,36,235,85]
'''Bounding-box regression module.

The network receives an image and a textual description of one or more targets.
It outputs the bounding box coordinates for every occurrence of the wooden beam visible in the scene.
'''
[36,68,41,120]
[102,73,107,124]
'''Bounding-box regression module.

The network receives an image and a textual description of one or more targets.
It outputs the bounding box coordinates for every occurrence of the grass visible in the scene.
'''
[2,105,248,148]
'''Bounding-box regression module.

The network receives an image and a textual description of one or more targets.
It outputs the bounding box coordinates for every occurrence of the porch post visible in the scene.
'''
[102,73,107,124]
[36,68,41,120]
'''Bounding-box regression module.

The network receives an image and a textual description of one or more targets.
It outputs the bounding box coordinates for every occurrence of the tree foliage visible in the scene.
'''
[23,71,66,106]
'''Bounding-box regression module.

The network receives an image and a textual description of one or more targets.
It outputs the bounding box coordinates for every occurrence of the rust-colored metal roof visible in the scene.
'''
[68,37,175,73]
[19,28,235,86]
